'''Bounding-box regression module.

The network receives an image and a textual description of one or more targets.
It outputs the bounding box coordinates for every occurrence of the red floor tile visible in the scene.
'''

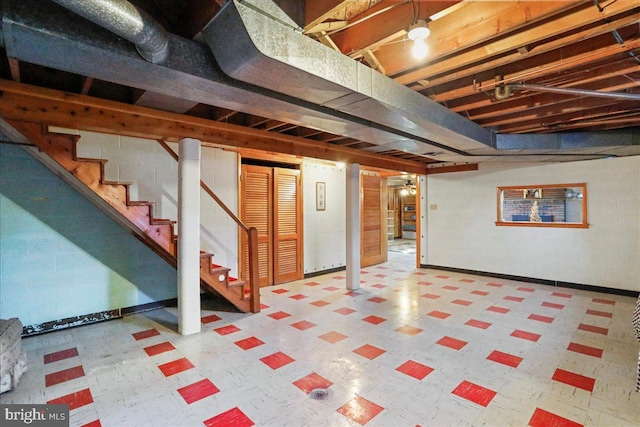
[333,276,346,280]
[371,284,386,289]
[268,311,292,320]
[542,302,564,309]
[305,281,320,286]
[345,291,363,296]
[414,272,426,275]
[201,314,222,324]
[511,329,541,342]
[204,407,254,427]
[272,288,289,294]
[459,279,474,283]
[443,285,459,291]
[310,300,331,307]
[504,296,524,302]
[528,408,583,427]
[487,306,509,314]
[260,303,270,310]
[552,369,595,392]
[487,282,503,287]
[487,350,523,368]
[428,310,451,319]
[291,320,317,330]
[567,342,603,358]
[362,315,386,325]
[465,319,491,329]
[319,331,348,343]
[45,365,85,387]
[44,347,79,364]
[158,358,195,377]
[437,336,468,350]
[368,297,387,303]
[214,325,240,335]
[293,372,333,393]
[353,344,386,360]
[436,275,449,279]
[418,281,433,286]
[421,293,440,299]
[234,337,265,350]
[452,299,472,306]
[577,323,608,335]
[471,290,489,296]
[395,325,423,336]
[585,309,612,318]
[592,298,615,305]
[323,286,340,291]
[81,421,101,427]
[517,287,535,292]
[374,274,387,278]
[48,388,93,410]
[552,292,572,298]
[528,314,554,323]
[260,351,295,370]
[143,341,176,356]
[337,395,385,425]
[178,378,220,404]
[452,380,497,407]
[334,307,356,315]
[396,360,434,380]
[289,294,308,300]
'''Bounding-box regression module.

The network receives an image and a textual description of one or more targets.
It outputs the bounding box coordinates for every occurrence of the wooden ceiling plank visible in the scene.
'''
[304,0,352,31]
[434,39,640,103]
[410,13,640,94]
[0,80,429,174]
[330,1,458,56]
[392,0,637,84]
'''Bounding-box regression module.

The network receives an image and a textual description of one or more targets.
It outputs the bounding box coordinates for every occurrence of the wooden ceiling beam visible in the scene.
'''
[0,80,429,174]
[434,39,640,104]
[392,0,636,84]
[532,113,640,133]
[304,0,352,31]
[330,1,458,56]
[409,14,640,93]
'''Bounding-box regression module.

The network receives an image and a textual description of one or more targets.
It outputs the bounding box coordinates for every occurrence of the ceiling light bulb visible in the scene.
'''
[400,188,409,196]
[408,21,430,41]
[412,38,428,59]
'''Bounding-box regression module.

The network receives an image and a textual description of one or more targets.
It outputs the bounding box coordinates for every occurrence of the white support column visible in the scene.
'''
[419,174,428,267]
[178,138,201,335]
[346,163,361,290]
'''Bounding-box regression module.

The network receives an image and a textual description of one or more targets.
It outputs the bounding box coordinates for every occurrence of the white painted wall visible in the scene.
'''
[302,161,346,274]
[424,157,640,292]
[66,129,240,276]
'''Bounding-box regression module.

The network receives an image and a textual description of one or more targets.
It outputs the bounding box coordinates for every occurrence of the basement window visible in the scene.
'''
[496,183,588,228]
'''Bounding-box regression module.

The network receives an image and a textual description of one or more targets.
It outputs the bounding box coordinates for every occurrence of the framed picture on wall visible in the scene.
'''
[316,182,326,211]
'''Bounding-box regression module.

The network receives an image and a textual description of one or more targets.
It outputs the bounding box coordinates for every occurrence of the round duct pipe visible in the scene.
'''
[51,0,170,64]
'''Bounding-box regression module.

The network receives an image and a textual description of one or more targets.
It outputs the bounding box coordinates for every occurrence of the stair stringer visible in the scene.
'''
[5,119,254,313]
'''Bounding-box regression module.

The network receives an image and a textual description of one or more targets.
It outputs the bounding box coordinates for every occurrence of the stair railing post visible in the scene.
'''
[247,226,260,313]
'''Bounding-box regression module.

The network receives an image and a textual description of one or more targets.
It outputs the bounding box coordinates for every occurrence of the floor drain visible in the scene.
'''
[308,388,329,400]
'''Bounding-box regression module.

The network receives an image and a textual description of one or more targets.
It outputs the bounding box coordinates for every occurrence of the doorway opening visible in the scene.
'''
[386,174,418,259]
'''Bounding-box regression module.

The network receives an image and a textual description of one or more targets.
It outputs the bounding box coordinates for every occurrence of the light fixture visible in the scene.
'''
[408,20,430,59]
[400,179,416,196]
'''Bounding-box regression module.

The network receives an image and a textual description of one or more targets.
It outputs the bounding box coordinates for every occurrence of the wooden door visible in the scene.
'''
[361,173,388,267]
[241,164,303,287]
[241,165,273,287]
[273,168,303,284]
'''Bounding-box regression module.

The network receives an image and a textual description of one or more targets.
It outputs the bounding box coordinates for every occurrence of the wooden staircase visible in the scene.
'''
[9,120,255,313]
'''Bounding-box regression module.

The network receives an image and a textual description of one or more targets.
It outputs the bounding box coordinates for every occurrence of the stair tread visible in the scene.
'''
[76,157,107,164]
[150,218,176,225]
[127,201,152,206]
[102,180,133,186]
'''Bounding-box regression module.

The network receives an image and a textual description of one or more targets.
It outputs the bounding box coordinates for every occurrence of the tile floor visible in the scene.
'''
[2,252,639,426]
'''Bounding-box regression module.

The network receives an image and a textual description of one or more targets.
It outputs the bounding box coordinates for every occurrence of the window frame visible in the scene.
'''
[495,183,588,228]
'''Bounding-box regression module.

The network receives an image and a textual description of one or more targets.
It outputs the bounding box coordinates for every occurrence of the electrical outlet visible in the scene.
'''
[430,204,438,210]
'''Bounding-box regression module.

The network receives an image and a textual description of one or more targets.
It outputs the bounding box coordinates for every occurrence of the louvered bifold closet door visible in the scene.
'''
[241,165,273,287]
[273,168,303,284]
[361,173,388,267]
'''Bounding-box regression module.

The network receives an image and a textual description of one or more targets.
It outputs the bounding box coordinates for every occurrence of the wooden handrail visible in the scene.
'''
[156,139,260,312]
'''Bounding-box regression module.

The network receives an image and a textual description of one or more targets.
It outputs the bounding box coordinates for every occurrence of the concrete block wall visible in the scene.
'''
[0,144,177,327]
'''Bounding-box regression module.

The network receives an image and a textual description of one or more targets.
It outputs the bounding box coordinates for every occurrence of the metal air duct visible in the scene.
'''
[201,0,493,152]
[50,0,170,64]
